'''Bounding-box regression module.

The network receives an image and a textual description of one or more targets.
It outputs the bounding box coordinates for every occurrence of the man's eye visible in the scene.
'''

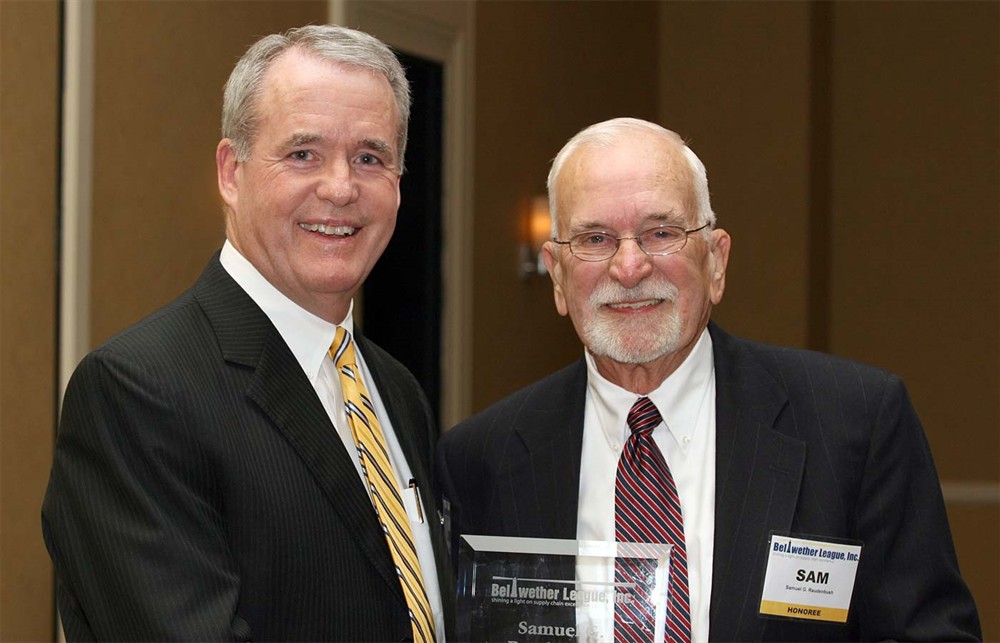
[357,153,383,166]
[288,150,314,162]
[648,227,682,240]
[579,233,611,246]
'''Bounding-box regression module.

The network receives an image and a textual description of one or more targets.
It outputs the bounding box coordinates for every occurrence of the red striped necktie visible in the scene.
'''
[614,396,691,643]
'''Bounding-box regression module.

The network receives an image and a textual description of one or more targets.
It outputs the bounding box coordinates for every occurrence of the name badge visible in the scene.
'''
[759,533,862,623]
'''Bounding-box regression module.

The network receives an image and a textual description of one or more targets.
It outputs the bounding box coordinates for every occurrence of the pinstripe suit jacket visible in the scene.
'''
[436,322,980,641]
[42,254,452,642]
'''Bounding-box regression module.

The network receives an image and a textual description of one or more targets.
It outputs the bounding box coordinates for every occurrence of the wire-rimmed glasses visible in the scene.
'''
[551,223,710,261]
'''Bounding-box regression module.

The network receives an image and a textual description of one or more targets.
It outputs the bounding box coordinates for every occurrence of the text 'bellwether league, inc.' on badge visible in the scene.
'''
[758,534,863,623]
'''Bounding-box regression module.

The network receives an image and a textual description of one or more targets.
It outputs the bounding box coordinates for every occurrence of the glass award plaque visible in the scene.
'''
[457,535,672,643]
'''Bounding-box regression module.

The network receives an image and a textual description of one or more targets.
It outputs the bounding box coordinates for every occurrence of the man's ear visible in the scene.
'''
[708,228,731,305]
[542,241,569,317]
[216,139,240,209]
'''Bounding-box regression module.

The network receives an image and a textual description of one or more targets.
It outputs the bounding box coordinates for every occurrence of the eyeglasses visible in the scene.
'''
[551,223,711,262]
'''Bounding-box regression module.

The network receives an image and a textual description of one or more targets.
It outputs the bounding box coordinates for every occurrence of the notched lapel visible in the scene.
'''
[246,327,404,601]
[195,256,404,602]
[507,362,587,539]
[709,324,806,640]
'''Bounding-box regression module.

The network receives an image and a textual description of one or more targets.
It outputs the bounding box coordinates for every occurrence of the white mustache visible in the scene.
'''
[589,279,679,307]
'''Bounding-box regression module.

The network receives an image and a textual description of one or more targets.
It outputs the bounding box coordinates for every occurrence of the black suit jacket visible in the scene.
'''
[43,254,453,641]
[436,322,980,641]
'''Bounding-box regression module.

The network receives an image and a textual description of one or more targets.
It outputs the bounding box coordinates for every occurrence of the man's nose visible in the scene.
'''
[315,158,359,206]
[608,237,654,288]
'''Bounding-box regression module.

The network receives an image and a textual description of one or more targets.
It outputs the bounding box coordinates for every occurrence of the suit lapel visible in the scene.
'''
[707,323,806,641]
[193,256,403,602]
[508,360,588,539]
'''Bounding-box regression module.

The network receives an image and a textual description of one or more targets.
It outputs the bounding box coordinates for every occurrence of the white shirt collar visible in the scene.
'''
[219,240,354,383]
[585,326,714,450]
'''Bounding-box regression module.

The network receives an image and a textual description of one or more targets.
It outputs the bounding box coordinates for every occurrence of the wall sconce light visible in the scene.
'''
[519,195,552,279]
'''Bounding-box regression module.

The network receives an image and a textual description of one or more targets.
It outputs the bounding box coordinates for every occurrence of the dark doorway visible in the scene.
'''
[362,50,444,423]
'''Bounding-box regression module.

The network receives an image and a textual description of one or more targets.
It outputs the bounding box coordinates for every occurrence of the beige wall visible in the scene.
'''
[659,1,999,635]
[1,0,996,638]
[829,4,999,628]
[472,0,661,409]
[659,1,814,349]
[0,1,61,640]
[827,1,999,481]
[90,0,326,346]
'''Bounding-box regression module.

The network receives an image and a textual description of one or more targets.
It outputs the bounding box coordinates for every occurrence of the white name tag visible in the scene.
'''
[759,534,862,623]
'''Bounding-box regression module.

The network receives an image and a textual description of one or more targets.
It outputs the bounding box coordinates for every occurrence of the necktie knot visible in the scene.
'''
[627,396,662,436]
[331,326,357,370]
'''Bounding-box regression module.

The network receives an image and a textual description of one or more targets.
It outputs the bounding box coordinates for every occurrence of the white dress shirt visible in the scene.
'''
[576,327,716,643]
[220,241,445,639]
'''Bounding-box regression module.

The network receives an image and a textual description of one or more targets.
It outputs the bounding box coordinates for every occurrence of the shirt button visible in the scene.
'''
[612,442,621,452]
[682,436,691,447]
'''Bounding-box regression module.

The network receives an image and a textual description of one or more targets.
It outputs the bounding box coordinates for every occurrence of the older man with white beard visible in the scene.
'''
[436,118,980,642]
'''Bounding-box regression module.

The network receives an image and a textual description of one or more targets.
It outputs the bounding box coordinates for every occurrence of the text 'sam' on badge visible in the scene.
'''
[758,533,863,624]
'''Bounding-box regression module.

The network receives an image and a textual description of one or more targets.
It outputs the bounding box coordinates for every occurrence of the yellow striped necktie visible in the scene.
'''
[330,327,436,643]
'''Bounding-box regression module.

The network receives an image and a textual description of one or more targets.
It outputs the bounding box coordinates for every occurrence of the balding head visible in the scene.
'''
[547,118,715,238]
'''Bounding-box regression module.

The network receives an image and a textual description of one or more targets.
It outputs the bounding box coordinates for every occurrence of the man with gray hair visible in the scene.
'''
[43,25,450,641]
[437,117,980,642]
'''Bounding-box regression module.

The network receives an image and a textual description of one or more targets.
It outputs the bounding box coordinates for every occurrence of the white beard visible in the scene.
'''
[580,278,683,365]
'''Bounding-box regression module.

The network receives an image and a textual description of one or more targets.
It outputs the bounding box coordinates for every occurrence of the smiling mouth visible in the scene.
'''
[299,223,357,237]
[606,299,662,311]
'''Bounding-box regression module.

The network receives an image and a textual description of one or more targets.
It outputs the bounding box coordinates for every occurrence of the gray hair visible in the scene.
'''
[546,117,715,237]
[221,24,411,173]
